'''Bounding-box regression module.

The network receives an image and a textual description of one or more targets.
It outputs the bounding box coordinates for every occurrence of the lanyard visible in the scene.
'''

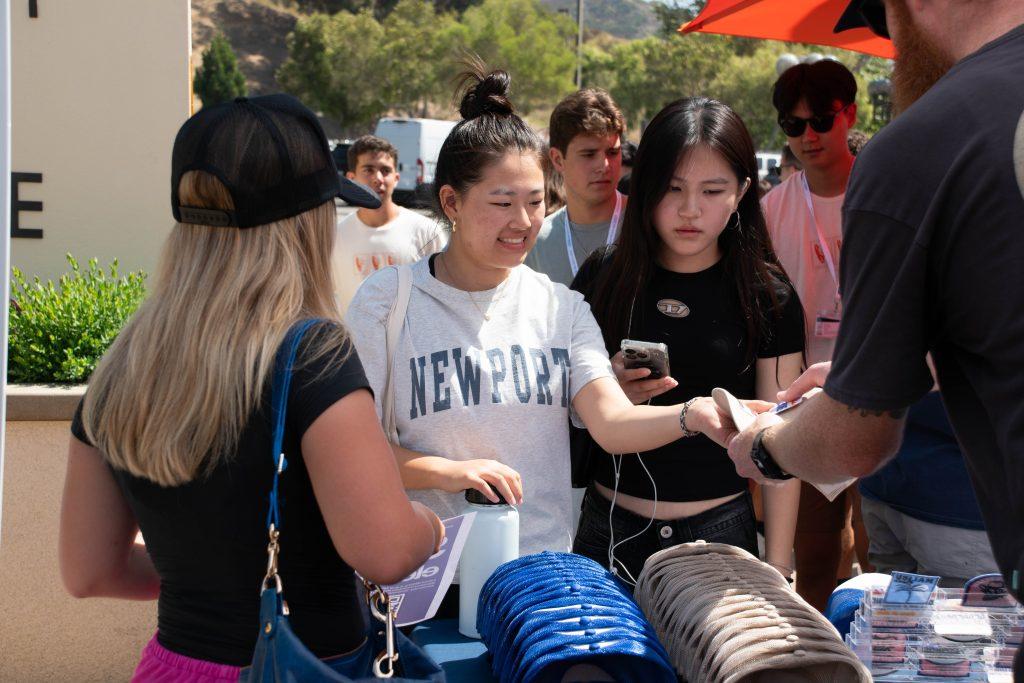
[562,191,625,277]
[800,174,840,298]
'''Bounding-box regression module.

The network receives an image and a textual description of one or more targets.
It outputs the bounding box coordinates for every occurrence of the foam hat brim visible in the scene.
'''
[834,0,889,39]
[337,175,382,209]
[835,0,865,31]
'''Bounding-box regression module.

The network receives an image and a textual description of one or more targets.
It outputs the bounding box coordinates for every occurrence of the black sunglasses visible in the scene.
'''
[778,104,851,138]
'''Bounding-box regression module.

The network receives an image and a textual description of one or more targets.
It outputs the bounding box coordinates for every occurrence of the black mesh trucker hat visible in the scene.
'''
[171,94,380,228]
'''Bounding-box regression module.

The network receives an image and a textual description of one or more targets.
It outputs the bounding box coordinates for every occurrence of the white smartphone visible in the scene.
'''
[620,339,671,380]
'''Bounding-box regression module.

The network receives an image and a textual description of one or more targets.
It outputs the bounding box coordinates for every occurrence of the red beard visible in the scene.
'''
[889,0,957,115]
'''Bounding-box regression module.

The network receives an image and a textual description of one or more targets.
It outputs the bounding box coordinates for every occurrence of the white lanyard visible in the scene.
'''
[800,174,840,291]
[562,191,625,277]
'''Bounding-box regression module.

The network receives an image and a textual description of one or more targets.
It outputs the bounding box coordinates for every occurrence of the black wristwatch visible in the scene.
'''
[750,428,793,480]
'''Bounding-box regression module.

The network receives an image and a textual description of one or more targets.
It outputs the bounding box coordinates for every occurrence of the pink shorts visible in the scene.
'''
[131,634,241,683]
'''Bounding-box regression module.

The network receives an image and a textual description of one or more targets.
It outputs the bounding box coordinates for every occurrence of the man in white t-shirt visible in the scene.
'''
[332,135,446,313]
[524,90,626,528]
[761,59,863,612]
[525,89,625,287]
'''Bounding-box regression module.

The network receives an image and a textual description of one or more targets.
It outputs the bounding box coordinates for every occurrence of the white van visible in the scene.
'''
[373,117,457,205]
[756,151,782,180]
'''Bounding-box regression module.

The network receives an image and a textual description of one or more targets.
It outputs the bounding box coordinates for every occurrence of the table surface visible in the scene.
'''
[410,618,497,683]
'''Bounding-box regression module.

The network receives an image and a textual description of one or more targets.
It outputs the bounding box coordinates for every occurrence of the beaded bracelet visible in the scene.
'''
[678,397,701,438]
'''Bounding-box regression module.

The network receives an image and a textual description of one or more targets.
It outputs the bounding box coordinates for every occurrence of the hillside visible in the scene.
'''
[191,0,298,98]
[191,0,661,135]
[191,0,662,100]
[541,0,660,40]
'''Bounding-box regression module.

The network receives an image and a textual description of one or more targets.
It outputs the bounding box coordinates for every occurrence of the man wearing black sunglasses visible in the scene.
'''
[765,59,858,368]
[761,59,863,612]
[728,4,1024,678]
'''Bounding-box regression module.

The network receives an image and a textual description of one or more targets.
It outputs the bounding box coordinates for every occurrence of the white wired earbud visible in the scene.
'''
[607,443,659,586]
[606,288,660,586]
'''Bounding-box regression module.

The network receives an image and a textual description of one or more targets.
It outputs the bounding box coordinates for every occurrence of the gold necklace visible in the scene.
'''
[438,253,506,321]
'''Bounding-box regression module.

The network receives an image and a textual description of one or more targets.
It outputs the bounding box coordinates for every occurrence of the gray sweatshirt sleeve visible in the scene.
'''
[343,266,399,420]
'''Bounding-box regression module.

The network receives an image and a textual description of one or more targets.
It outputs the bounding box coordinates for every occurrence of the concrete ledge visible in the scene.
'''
[5,384,86,421]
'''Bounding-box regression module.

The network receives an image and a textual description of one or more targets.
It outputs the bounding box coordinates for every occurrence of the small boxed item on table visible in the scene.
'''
[844,573,1022,682]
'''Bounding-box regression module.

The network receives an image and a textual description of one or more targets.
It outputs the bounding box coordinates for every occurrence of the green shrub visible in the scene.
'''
[8,255,146,384]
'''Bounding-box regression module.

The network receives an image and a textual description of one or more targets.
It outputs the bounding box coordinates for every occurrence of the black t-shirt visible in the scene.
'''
[71,328,371,665]
[572,253,805,501]
[824,24,1024,594]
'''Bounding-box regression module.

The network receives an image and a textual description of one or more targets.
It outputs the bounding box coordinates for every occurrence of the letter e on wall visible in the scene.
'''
[11,172,43,239]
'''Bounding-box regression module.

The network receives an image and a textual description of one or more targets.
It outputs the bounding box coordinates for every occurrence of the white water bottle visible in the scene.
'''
[458,488,519,638]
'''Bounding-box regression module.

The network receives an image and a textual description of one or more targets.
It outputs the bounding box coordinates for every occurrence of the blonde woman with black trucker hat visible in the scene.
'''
[58,94,444,681]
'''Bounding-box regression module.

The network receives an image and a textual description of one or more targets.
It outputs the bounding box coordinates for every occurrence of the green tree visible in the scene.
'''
[373,0,481,18]
[378,0,463,117]
[278,10,388,130]
[280,0,577,122]
[706,42,786,150]
[290,0,369,12]
[193,33,247,108]
[651,0,699,38]
[709,44,893,149]
[585,30,892,148]
[852,55,893,135]
[458,0,577,114]
[278,1,462,130]
[585,33,734,128]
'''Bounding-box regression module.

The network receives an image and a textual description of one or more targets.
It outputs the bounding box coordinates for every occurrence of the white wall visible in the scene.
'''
[9,1,192,282]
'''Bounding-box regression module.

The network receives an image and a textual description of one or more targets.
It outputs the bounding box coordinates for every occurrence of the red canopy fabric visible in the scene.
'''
[680,0,896,59]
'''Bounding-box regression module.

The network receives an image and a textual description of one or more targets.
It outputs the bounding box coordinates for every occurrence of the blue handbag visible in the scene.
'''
[244,320,445,683]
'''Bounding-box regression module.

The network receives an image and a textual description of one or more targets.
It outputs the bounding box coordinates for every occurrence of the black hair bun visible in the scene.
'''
[458,69,514,120]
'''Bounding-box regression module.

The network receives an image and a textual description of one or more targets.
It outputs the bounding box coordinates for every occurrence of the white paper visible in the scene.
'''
[383,512,476,627]
[931,610,993,638]
[712,387,854,501]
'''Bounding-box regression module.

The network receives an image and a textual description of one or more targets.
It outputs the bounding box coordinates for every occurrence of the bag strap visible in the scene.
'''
[370,268,412,677]
[266,319,320,533]
[381,265,412,442]
[261,318,405,677]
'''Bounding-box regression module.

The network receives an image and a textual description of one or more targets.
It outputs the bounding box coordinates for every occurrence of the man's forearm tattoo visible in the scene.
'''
[844,404,909,419]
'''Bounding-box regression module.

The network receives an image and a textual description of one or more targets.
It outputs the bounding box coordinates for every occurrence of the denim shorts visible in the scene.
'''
[572,486,758,586]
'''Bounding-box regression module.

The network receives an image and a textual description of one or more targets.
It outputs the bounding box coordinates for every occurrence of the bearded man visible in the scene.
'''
[723,4,1024,678]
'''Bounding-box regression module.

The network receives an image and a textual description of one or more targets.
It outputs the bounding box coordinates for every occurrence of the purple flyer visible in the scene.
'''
[385,513,476,626]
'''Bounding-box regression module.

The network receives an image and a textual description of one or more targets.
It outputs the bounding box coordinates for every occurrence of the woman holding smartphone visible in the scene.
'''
[345,68,749,617]
[570,97,804,585]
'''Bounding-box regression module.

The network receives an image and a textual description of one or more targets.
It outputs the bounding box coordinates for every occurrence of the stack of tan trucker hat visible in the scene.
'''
[634,541,871,683]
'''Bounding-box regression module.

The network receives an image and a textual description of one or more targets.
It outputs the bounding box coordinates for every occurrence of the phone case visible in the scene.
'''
[620,339,671,379]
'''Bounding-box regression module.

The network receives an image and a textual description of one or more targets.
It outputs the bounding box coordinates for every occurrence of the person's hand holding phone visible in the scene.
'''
[611,350,678,404]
